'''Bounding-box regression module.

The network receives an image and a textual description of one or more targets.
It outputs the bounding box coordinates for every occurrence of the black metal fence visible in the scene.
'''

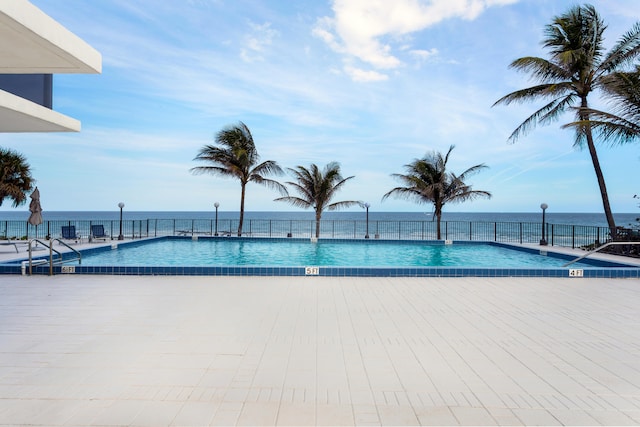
[0,218,614,249]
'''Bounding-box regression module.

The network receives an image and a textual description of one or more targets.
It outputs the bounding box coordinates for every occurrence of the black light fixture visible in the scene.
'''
[214,202,220,236]
[118,202,125,240]
[364,202,370,239]
[540,203,548,246]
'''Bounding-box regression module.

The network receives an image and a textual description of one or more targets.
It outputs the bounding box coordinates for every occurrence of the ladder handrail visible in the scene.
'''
[27,239,82,275]
[562,241,640,268]
[52,238,82,262]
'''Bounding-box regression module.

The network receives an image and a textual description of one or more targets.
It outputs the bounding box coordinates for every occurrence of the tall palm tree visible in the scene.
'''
[191,121,286,236]
[493,4,640,238]
[568,66,640,143]
[0,147,34,208]
[274,162,360,238]
[383,145,491,240]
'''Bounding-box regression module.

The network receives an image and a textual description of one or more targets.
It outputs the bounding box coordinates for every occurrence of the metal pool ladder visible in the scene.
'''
[562,241,640,267]
[26,239,82,276]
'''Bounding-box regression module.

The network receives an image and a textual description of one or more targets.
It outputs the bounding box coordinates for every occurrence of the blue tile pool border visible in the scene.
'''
[1,236,638,278]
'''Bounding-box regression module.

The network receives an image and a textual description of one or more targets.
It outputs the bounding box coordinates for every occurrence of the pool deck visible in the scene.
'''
[1,272,640,426]
[1,240,640,425]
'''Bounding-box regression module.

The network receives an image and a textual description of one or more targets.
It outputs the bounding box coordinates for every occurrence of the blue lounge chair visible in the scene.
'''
[90,224,110,242]
[61,225,81,243]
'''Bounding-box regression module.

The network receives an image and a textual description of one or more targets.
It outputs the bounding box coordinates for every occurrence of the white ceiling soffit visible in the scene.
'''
[0,89,80,132]
[0,0,102,74]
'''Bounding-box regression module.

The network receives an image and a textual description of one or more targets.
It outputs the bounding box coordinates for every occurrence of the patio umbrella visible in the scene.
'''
[28,187,43,239]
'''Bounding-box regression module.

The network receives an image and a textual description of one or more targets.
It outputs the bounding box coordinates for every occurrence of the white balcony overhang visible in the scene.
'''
[0,0,102,74]
[0,89,80,132]
[0,0,101,132]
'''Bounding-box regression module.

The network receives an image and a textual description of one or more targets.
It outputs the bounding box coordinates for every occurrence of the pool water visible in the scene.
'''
[79,238,600,268]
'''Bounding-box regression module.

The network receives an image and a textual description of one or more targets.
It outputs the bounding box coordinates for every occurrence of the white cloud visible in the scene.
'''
[241,22,279,62]
[314,0,518,80]
[409,47,439,62]
[344,66,388,82]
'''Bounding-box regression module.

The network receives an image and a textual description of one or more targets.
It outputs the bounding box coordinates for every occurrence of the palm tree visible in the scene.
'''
[0,147,34,208]
[569,66,640,143]
[383,145,491,240]
[191,121,286,236]
[274,162,361,238]
[493,4,640,238]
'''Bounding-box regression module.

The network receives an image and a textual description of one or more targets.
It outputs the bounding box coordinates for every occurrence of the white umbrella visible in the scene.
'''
[28,187,43,239]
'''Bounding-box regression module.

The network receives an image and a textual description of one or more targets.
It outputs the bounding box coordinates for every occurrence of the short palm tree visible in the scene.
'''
[191,122,286,236]
[383,145,491,240]
[493,4,640,238]
[274,162,361,238]
[0,147,34,208]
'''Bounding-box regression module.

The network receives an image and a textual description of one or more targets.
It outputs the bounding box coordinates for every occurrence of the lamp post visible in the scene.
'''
[364,202,370,239]
[118,202,124,240]
[540,203,548,246]
[214,202,219,236]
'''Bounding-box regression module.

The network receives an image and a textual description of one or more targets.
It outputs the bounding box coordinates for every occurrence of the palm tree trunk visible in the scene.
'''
[238,183,246,236]
[434,203,443,240]
[585,132,617,239]
[581,99,617,239]
[315,211,321,238]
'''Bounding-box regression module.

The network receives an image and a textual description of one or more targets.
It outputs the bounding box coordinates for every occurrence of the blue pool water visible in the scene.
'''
[4,237,638,277]
[78,238,605,269]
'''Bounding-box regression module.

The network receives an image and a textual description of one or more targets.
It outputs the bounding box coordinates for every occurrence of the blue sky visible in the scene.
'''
[2,0,639,214]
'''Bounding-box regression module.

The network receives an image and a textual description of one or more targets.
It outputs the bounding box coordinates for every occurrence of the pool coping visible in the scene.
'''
[1,236,639,278]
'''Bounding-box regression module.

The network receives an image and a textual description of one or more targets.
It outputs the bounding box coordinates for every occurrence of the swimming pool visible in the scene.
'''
[75,238,603,268]
[6,236,638,278]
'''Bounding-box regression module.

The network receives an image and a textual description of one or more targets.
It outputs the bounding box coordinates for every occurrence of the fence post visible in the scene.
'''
[469,222,472,241]
[445,222,448,240]
[494,222,497,241]
[572,225,575,249]
[519,223,522,243]
[551,224,554,246]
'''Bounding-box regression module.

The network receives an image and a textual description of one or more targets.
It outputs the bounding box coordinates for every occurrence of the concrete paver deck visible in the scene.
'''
[0,275,639,426]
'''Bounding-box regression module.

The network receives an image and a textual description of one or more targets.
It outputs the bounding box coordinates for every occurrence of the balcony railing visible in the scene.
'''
[0,218,618,250]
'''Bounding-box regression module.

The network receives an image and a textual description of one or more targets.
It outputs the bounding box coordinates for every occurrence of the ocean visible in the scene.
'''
[1,211,638,228]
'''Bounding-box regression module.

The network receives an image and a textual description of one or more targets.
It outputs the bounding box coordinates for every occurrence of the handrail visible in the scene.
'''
[53,238,82,261]
[27,239,82,276]
[562,241,640,267]
[28,239,56,275]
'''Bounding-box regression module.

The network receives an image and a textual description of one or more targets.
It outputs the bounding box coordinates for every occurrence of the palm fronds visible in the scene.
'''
[275,162,359,237]
[190,121,284,235]
[383,146,491,239]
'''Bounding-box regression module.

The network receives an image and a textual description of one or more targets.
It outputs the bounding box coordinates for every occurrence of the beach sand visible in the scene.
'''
[1,274,639,426]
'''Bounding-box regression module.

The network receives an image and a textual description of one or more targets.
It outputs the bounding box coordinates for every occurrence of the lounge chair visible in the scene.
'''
[1,240,28,253]
[90,224,110,242]
[61,225,81,243]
